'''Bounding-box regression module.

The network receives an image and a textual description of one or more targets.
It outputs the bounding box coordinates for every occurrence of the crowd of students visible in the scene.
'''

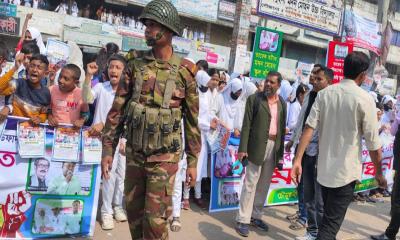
[0,22,396,238]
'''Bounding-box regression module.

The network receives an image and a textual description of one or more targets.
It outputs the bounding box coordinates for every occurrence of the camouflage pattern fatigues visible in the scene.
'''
[102,50,201,240]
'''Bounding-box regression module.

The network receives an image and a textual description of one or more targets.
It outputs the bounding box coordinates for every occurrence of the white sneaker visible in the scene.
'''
[113,207,128,222]
[295,233,317,240]
[101,214,114,230]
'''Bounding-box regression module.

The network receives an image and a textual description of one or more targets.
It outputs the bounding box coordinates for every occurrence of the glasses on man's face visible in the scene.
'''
[29,63,46,71]
[36,163,49,169]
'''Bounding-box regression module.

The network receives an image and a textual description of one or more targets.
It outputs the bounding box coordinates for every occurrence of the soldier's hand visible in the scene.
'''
[101,156,113,180]
[186,167,197,187]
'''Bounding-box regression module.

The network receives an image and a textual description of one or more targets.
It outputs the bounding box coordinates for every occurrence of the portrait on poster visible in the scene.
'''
[17,121,46,158]
[32,199,83,235]
[214,145,244,178]
[259,30,280,53]
[218,179,242,207]
[27,160,92,196]
[52,127,80,162]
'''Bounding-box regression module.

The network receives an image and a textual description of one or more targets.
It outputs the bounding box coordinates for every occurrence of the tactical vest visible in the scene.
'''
[123,53,184,156]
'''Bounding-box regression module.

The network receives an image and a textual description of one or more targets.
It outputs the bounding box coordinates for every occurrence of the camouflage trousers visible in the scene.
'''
[125,151,179,240]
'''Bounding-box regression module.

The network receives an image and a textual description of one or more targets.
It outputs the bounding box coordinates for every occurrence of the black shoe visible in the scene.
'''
[235,222,249,237]
[250,217,269,231]
[371,233,392,240]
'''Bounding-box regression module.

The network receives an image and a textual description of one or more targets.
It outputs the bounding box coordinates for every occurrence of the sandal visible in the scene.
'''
[286,211,299,221]
[289,219,307,230]
[170,217,182,232]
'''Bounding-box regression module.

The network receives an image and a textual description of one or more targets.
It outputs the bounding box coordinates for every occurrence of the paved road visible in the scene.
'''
[90,197,397,240]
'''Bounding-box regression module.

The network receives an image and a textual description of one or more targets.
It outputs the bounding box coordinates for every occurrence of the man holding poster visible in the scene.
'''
[235,71,287,237]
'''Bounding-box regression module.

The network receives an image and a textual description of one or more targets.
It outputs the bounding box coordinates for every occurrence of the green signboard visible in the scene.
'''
[0,3,16,17]
[250,27,283,79]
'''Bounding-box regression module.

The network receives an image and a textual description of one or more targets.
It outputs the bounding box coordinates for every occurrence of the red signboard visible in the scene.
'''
[326,41,354,84]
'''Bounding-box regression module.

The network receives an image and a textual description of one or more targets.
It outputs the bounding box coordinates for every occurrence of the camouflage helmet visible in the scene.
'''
[139,0,181,36]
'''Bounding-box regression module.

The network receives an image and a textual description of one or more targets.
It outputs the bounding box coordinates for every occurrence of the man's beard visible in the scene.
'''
[263,88,276,97]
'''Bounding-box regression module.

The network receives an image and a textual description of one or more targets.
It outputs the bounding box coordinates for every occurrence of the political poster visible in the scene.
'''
[206,122,231,154]
[343,10,382,55]
[17,121,46,159]
[82,129,102,165]
[0,117,101,238]
[326,41,354,84]
[250,27,283,79]
[257,0,343,36]
[209,133,394,212]
[52,127,80,162]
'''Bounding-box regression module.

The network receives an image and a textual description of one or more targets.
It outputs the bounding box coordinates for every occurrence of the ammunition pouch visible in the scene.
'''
[124,103,182,156]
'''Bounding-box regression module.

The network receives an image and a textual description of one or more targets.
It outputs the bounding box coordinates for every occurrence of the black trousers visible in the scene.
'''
[316,181,356,240]
[385,171,400,239]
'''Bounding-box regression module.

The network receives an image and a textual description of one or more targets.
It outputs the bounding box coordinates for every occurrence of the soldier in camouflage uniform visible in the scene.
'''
[101,0,201,239]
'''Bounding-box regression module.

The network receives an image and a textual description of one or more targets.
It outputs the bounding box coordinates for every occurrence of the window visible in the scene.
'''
[391,30,400,47]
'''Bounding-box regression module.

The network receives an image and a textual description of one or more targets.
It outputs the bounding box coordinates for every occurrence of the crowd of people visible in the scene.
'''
[0,0,399,239]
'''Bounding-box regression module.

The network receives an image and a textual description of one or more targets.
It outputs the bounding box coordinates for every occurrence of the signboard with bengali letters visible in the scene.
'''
[0,15,19,36]
[257,0,343,36]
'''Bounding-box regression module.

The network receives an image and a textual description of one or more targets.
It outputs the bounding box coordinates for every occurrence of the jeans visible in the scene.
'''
[303,154,323,237]
[385,171,400,239]
[316,181,356,240]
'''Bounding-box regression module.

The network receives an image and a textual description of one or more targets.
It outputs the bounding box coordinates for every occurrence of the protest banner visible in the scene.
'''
[343,10,382,55]
[326,41,354,84]
[209,133,394,212]
[250,27,283,79]
[257,0,343,36]
[0,117,100,238]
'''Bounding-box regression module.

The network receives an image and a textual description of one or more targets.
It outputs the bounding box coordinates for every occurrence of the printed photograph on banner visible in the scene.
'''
[26,160,93,196]
[82,129,102,164]
[259,30,280,52]
[52,127,80,162]
[334,44,349,59]
[32,198,83,235]
[17,121,46,158]
[218,179,242,208]
[214,145,244,178]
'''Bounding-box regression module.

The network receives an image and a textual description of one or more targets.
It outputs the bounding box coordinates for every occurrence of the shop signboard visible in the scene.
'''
[257,0,343,36]
[0,15,19,36]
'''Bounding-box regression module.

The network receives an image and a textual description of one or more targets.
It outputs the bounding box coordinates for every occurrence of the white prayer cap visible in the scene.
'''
[195,70,211,87]
[383,95,395,105]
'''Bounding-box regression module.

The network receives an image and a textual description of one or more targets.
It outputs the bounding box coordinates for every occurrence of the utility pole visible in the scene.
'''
[228,0,251,73]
